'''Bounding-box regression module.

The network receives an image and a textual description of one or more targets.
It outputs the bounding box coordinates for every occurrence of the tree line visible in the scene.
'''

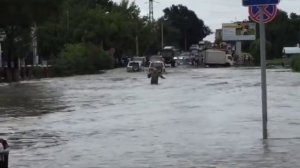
[245,10,300,64]
[0,0,211,81]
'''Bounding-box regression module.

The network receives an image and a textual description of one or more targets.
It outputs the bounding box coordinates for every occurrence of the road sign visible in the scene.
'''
[249,5,278,23]
[243,0,279,6]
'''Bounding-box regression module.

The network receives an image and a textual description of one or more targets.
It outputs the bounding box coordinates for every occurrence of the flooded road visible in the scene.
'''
[1,67,300,168]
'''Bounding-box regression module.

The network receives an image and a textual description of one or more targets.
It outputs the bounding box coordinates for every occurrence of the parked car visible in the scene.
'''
[148,61,166,74]
[132,56,147,67]
[127,61,144,72]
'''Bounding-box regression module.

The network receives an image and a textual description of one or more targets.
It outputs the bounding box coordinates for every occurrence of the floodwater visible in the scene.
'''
[1,67,300,168]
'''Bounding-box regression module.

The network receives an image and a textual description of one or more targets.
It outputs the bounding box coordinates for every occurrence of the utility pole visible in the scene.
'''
[161,21,164,50]
[149,0,154,23]
[185,31,187,51]
[0,32,5,68]
[136,35,139,56]
[32,24,38,66]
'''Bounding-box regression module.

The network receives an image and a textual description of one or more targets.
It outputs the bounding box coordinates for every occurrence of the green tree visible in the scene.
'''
[162,5,211,50]
[0,0,63,81]
[249,39,272,65]
[263,10,300,59]
[291,55,300,72]
[52,43,113,76]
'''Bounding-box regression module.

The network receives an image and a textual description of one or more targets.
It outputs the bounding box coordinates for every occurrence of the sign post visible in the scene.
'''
[258,6,268,139]
[243,0,279,139]
[249,5,278,24]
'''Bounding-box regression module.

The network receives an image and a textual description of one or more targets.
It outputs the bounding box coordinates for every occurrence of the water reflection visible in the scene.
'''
[0,68,299,167]
[0,81,63,118]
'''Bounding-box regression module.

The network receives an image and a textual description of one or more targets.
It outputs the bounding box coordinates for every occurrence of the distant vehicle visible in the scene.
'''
[149,55,164,63]
[161,46,180,67]
[203,49,233,66]
[127,60,144,72]
[199,40,212,50]
[176,52,193,65]
[189,44,202,57]
[148,61,166,74]
[132,56,147,67]
[282,46,300,67]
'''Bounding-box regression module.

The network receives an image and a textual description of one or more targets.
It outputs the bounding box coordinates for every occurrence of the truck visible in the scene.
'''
[203,49,233,66]
[161,46,179,67]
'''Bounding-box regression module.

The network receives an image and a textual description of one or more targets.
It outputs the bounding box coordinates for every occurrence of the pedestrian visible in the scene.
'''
[195,57,200,67]
[148,68,165,85]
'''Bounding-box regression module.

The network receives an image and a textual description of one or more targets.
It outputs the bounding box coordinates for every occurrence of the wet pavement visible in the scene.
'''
[1,67,300,168]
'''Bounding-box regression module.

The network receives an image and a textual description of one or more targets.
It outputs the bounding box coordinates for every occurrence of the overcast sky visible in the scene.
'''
[112,0,300,41]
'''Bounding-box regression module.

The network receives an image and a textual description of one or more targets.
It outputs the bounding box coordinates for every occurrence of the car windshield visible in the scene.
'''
[162,50,173,57]
[150,56,163,61]
[132,57,144,62]
[129,62,138,66]
[151,62,163,67]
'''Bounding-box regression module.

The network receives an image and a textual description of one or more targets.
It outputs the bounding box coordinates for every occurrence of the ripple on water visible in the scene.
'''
[7,129,66,150]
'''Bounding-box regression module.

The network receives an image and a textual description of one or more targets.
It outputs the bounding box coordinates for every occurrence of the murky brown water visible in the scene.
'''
[1,68,300,168]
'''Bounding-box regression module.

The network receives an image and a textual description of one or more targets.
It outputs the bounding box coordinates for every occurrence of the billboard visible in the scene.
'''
[222,22,256,41]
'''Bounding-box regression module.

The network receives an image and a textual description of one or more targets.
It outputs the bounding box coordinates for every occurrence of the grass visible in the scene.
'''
[266,58,283,66]
[291,56,300,72]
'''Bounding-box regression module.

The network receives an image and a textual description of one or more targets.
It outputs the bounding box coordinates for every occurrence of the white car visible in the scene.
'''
[127,61,144,72]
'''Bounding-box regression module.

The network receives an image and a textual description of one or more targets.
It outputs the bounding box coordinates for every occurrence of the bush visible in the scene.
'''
[249,39,272,65]
[52,43,114,76]
[291,55,300,72]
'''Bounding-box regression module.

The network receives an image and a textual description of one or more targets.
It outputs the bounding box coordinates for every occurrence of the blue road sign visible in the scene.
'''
[249,5,278,23]
[243,0,279,6]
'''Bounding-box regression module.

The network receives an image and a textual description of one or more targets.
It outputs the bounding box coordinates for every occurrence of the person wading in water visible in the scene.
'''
[148,68,165,85]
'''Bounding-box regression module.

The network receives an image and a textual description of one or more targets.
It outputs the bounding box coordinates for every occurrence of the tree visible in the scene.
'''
[245,10,300,60]
[0,0,64,81]
[249,39,272,65]
[162,5,211,50]
[38,0,157,66]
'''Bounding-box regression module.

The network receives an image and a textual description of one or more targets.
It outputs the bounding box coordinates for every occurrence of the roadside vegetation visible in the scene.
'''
[0,0,211,81]
[52,43,114,76]
[266,59,283,66]
[291,55,300,72]
[0,1,299,81]
[243,11,300,65]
